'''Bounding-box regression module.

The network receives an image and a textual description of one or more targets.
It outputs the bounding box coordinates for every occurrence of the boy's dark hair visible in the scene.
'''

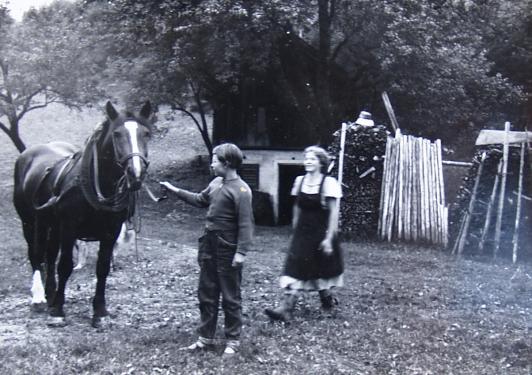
[213,143,243,169]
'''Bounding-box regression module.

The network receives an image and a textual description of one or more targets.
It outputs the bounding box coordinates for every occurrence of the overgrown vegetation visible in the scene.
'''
[1,0,530,154]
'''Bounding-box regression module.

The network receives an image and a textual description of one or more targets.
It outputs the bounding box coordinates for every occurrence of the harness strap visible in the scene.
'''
[117,152,150,167]
[33,152,81,211]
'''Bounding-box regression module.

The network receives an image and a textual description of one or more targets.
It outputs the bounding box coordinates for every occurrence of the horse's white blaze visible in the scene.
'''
[31,270,46,304]
[124,121,142,178]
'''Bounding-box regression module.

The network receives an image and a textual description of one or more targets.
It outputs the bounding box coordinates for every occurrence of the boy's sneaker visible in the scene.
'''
[222,340,239,358]
[181,338,214,352]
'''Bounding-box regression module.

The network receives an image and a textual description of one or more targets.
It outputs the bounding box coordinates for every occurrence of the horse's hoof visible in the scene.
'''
[30,302,48,313]
[92,315,112,329]
[47,316,67,327]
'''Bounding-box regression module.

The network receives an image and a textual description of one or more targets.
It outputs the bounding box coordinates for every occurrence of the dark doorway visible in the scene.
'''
[278,164,305,225]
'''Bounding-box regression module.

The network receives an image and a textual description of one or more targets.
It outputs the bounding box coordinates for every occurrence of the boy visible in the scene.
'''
[160,143,253,356]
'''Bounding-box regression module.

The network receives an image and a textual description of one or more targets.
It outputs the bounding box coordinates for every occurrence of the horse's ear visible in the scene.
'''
[106,101,119,121]
[139,101,153,120]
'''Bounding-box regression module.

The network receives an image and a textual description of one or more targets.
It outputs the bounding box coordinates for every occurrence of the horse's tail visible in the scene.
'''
[13,154,30,218]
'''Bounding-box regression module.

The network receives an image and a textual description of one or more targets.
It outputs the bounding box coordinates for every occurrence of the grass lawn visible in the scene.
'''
[0,104,531,374]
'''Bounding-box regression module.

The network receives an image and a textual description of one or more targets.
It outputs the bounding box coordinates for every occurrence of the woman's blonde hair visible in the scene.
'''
[304,145,331,173]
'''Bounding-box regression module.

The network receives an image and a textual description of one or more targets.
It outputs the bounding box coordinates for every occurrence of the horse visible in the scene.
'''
[13,101,153,328]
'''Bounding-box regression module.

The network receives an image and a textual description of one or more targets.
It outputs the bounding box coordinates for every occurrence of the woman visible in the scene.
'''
[265,146,343,322]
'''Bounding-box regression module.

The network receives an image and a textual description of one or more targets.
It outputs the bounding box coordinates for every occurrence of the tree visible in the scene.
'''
[316,0,524,147]
[78,0,526,154]
[0,1,102,152]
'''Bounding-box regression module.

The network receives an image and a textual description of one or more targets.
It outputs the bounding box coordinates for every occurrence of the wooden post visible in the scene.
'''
[397,134,405,240]
[456,152,487,255]
[405,136,412,241]
[418,138,426,241]
[512,142,526,263]
[427,141,438,244]
[479,160,502,253]
[435,140,446,246]
[494,122,511,259]
[378,137,392,238]
[381,91,399,132]
[423,139,431,243]
[336,122,348,229]
[411,137,419,241]
[388,130,402,241]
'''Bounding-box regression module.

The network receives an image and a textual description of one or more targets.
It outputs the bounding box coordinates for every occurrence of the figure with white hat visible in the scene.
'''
[353,110,374,127]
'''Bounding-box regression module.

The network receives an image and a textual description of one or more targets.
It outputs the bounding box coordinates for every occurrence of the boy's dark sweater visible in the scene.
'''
[174,176,253,254]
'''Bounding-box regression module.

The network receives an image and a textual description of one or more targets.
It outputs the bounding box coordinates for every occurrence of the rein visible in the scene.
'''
[80,130,148,214]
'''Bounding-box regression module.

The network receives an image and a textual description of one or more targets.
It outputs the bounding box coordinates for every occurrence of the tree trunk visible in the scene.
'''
[316,0,334,144]
[0,119,26,153]
[194,93,213,157]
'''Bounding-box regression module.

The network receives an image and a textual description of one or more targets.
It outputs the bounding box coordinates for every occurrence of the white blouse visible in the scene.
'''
[290,175,342,198]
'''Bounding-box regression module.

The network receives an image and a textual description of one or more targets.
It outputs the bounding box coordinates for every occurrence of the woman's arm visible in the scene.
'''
[324,197,338,242]
[292,203,300,229]
[320,197,338,255]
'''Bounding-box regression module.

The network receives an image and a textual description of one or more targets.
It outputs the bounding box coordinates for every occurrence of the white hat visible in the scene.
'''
[355,111,374,127]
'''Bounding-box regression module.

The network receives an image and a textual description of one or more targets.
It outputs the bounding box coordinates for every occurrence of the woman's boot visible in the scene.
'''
[264,293,297,322]
[319,289,338,310]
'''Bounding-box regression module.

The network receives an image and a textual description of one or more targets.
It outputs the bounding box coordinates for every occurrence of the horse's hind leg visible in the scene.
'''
[48,231,75,327]
[92,237,115,328]
[24,219,47,310]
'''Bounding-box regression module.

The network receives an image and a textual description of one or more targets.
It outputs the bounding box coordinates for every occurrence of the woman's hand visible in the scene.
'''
[320,238,333,256]
[232,252,246,267]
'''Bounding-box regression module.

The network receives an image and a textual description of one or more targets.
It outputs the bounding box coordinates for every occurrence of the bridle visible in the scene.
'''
[80,123,150,213]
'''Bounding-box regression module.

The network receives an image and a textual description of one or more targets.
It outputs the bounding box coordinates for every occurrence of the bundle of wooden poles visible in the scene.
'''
[450,123,530,262]
[378,129,448,246]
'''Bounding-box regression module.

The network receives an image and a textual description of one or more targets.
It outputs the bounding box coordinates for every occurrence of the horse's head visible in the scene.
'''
[103,101,153,191]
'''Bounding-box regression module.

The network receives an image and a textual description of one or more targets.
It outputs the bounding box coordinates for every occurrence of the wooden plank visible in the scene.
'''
[381,91,399,132]
[442,160,473,167]
[475,129,532,146]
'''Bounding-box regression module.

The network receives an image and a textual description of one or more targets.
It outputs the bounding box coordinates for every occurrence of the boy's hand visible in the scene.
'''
[159,181,179,194]
[232,252,245,267]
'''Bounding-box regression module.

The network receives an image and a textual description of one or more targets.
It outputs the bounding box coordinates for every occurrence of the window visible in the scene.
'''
[238,164,259,190]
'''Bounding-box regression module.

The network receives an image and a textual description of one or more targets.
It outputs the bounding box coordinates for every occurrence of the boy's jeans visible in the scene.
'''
[197,230,242,343]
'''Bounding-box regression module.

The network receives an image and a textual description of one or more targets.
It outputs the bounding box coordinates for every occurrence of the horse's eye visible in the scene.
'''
[113,131,122,138]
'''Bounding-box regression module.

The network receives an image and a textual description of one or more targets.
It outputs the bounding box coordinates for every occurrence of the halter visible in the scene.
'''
[80,125,149,213]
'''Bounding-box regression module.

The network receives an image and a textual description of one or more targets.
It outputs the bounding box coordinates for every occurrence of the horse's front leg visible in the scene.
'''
[48,231,76,327]
[92,236,116,328]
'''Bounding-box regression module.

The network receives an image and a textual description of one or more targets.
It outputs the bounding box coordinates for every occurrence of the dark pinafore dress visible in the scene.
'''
[280,175,344,291]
